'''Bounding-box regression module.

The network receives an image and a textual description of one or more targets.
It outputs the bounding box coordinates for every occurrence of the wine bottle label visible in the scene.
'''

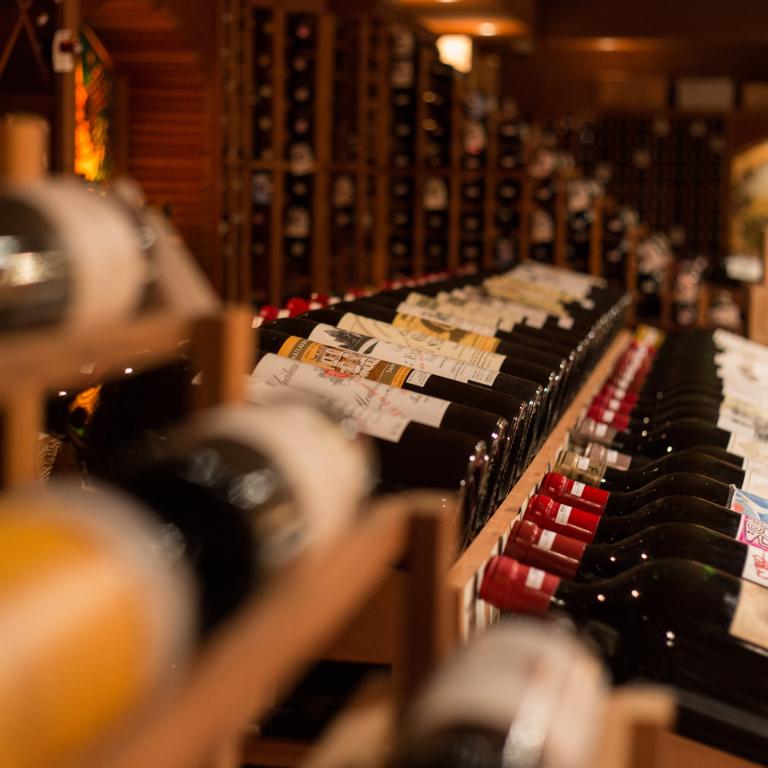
[391,313,502,353]
[741,544,768,588]
[525,567,546,589]
[306,323,499,386]
[730,581,768,651]
[731,489,768,524]
[406,370,432,387]
[278,336,411,387]
[599,408,615,424]
[395,302,500,337]
[555,504,572,524]
[250,355,451,430]
[727,432,768,463]
[538,529,557,550]
[335,313,506,368]
[741,468,768,500]
[246,374,411,444]
[572,419,618,447]
[484,277,567,317]
[570,482,586,498]
[585,443,632,471]
[553,449,606,486]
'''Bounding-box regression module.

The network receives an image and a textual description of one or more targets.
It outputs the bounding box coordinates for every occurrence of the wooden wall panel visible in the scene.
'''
[84,0,217,282]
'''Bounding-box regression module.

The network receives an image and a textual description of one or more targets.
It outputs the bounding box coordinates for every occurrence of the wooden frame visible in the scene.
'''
[78,490,456,768]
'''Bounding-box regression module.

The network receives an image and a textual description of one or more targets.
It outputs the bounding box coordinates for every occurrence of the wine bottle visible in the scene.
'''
[116,403,372,632]
[480,555,768,762]
[539,470,734,517]
[505,517,768,588]
[552,447,747,492]
[522,493,768,552]
[246,378,488,546]
[0,178,157,329]
[394,621,608,768]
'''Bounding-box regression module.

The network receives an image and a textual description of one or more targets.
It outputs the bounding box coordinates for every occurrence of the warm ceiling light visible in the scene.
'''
[478,22,497,36]
[437,0,459,3]
[436,34,472,73]
[596,37,619,51]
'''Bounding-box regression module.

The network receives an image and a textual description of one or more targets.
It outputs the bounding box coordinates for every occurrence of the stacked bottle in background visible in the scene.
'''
[253,262,630,548]
[481,325,768,763]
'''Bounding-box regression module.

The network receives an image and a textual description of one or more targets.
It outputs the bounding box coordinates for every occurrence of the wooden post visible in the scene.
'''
[192,306,254,410]
[398,494,457,711]
[447,73,463,273]
[239,3,254,303]
[748,226,768,343]
[312,12,334,295]
[554,177,567,267]
[0,389,43,488]
[589,195,605,277]
[519,175,532,261]
[0,113,49,182]
[267,8,287,305]
[371,24,391,284]
[625,225,640,326]
[56,0,79,174]
[482,114,499,271]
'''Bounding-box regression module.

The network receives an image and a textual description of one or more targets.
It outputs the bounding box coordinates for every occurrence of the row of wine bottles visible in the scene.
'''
[253,262,630,546]
[480,324,768,764]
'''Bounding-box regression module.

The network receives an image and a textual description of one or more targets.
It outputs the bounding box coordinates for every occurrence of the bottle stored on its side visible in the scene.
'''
[245,380,488,547]
[115,403,373,632]
[480,555,768,763]
[394,621,608,768]
[522,493,768,551]
[505,517,768,588]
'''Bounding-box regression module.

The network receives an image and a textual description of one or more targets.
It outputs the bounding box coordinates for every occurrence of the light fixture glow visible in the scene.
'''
[596,37,619,51]
[478,22,497,37]
[436,34,472,73]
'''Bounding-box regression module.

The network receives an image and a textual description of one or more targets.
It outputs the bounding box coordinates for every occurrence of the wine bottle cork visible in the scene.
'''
[0,113,49,183]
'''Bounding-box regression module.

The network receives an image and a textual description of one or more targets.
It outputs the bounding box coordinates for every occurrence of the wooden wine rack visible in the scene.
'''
[0,289,458,768]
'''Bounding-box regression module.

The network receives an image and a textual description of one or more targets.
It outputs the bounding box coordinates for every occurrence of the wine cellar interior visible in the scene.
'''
[5,2,768,768]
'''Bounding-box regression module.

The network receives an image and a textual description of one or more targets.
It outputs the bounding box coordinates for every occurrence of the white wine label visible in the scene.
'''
[538,529,557,550]
[600,409,615,424]
[742,469,768,501]
[727,432,768,464]
[245,378,411,444]
[608,398,621,411]
[395,301,500,337]
[406,370,431,387]
[337,312,505,361]
[556,315,575,330]
[250,355,450,429]
[595,422,608,437]
[570,482,585,498]
[555,504,572,524]
[307,323,500,386]
[525,568,545,589]
[607,450,619,464]
[741,545,768,588]
[577,456,590,471]
[730,580,768,651]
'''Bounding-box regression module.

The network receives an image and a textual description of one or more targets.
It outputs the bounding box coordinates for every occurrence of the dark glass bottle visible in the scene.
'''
[505,518,768,588]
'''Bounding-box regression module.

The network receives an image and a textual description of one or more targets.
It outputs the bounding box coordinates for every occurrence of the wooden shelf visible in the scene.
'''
[448,329,632,639]
[75,490,453,768]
